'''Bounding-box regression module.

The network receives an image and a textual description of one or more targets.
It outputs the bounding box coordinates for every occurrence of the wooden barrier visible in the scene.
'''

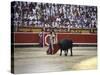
[13,32,97,46]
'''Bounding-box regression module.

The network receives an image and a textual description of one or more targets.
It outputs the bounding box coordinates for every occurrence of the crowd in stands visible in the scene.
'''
[11,1,97,28]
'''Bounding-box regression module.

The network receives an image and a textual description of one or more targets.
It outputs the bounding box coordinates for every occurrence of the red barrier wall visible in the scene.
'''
[57,33,97,43]
[14,32,39,43]
[13,32,97,44]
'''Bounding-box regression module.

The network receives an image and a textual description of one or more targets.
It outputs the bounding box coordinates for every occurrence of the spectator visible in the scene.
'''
[12,1,97,29]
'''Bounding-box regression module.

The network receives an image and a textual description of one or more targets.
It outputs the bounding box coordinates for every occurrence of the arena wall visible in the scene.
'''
[13,32,97,46]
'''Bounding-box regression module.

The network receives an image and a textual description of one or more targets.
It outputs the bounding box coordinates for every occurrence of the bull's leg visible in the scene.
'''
[66,50,68,56]
[65,50,68,56]
[60,49,62,56]
[70,47,73,56]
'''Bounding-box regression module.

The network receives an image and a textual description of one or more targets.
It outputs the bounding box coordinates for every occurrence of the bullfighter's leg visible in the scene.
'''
[60,49,62,56]
[70,47,73,56]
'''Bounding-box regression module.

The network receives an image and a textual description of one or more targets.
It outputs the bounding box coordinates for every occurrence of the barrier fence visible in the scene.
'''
[12,32,97,46]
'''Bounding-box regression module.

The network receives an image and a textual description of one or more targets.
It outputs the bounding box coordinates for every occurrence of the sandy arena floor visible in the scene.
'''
[13,47,97,74]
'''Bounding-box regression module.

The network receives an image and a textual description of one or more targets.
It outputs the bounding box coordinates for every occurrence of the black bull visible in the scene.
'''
[59,39,73,56]
[47,39,73,56]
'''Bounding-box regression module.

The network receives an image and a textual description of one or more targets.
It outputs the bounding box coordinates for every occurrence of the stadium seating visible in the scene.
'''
[11,1,97,29]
